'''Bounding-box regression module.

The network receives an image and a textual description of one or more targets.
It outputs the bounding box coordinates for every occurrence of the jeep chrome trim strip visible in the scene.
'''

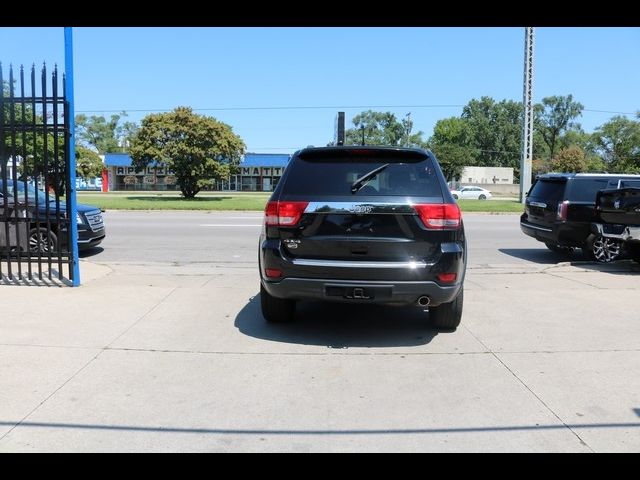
[520,221,553,232]
[304,202,417,215]
[291,258,427,269]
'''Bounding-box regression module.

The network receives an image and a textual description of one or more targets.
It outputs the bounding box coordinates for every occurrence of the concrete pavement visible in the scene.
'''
[0,213,639,452]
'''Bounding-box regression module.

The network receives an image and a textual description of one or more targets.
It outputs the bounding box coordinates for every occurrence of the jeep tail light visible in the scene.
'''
[264,201,309,226]
[557,200,570,221]
[265,268,283,278]
[437,273,457,283]
[414,204,462,229]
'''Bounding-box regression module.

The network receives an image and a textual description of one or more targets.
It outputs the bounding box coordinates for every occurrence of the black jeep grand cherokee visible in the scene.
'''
[258,146,467,329]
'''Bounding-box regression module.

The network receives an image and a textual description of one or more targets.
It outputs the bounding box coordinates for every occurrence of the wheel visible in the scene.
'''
[545,242,573,254]
[479,194,487,200]
[28,228,58,254]
[429,287,463,330]
[452,194,458,200]
[584,234,622,263]
[260,283,295,323]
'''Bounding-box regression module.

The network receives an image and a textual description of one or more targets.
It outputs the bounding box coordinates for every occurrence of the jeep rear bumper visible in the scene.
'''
[261,277,462,307]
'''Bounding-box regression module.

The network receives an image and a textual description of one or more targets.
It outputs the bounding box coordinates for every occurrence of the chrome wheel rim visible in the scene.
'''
[592,236,622,263]
[29,231,54,254]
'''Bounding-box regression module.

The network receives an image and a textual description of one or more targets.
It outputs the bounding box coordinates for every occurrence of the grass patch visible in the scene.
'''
[77,193,270,211]
[457,199,523,213]
[77,192,523,213]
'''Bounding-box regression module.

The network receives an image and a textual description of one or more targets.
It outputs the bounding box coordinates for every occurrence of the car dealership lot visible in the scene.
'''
[1,211,639,452]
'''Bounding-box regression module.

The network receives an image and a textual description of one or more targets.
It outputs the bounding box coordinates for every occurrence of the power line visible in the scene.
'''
[75,105,638,116]
[75,104,466,114]
[583,109,637,115]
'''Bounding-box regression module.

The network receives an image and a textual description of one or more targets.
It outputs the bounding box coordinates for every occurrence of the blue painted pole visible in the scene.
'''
[64,27,80,286]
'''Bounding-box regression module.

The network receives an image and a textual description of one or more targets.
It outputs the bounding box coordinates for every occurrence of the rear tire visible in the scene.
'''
[452,194,458,200]
[584,234,622,263]
[260,284,295,323]
[429,287,463,330]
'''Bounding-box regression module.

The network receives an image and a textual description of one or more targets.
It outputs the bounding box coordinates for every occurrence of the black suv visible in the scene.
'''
[520,173,640,261]
[258,146,467,329]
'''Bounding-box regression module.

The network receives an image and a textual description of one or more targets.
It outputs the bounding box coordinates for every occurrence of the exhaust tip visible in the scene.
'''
[417,296,431,307]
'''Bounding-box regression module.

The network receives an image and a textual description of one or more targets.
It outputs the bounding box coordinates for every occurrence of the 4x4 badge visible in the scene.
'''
[284,239,301,249]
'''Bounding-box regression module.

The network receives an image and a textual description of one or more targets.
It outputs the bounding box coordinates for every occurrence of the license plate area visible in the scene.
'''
[325,284,392,300]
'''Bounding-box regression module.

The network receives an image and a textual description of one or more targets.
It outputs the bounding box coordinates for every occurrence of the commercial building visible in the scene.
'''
[102,152,290,192]
[460,166,514,185]
[216,153,290,191]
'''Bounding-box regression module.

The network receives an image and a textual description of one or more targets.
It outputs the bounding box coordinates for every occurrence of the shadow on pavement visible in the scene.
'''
[0,418,639,436]
[79,247,104,259]
[235,294,441,349]
[500,248,639,274]
[499,248,586,265]
[570,260,640,276]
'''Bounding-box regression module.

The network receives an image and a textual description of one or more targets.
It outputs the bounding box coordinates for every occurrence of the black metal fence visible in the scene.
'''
[0,63,75,284]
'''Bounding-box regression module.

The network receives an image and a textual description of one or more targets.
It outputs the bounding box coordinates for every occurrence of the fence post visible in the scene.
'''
[64,27,80,286]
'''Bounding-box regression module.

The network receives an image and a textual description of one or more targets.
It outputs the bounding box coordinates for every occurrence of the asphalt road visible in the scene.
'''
[85,210,585,267]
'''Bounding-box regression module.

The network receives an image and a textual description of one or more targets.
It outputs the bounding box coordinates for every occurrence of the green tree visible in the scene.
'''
[344,110,428,147]
[427,117,477,180]
[75,112,138,154]
[532,158,550,176]
[550,146,587,173]
[129,107,245,198]
[592,116,640,173]
[534,95,584,161]
[3,80,68,194]
[461,97,522,169]
[76,146,104,180]
[585,156,606,173]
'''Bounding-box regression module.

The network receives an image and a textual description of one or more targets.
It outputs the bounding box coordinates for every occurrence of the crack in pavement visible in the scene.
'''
[0,286,180,444]
[461,323,595,452]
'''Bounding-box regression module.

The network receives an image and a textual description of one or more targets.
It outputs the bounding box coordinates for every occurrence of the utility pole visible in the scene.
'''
[335,111,345,145]
[520,27,535,204]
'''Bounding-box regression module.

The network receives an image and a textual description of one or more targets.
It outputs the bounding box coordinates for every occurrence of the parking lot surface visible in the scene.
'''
[1,212,639,452]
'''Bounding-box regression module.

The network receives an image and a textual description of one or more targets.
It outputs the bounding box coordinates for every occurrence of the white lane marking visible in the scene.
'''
[200,224,261,227]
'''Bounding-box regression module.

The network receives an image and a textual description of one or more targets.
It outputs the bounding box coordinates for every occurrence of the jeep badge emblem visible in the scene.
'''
[351,205,373,214]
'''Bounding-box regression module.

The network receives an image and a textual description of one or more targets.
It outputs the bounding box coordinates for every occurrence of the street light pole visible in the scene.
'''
[520,27,535,204]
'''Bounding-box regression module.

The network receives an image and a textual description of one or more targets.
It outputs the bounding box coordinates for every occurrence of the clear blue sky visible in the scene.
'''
[1,27,638,153]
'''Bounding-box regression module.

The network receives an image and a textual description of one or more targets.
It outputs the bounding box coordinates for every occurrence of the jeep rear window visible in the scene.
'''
[528,179,566,202]
[281,157,444,197]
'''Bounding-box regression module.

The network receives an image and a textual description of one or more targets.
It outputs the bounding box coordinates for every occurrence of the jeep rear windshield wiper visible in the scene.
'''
[350,163,389,194]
